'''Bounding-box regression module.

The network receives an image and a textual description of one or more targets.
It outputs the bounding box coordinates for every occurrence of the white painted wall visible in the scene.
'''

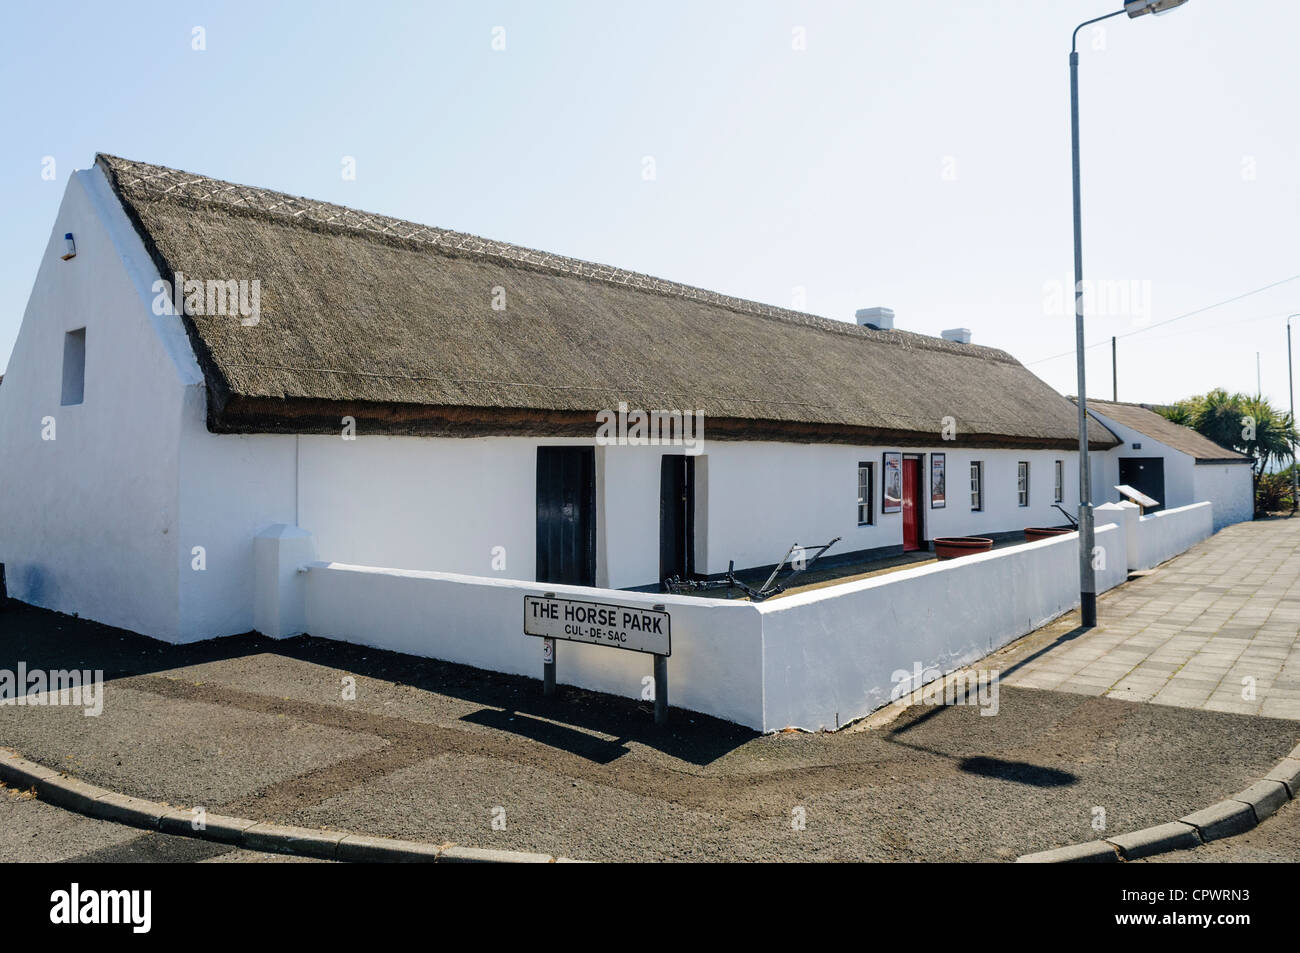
[1133,502,1215,571]
[176,405,295,640]
[1193,463,1253,531]
[304,562,765,729]
[688,444,1081,576]
[1095,500,1141,571]
[0,166,301,642]
[755,522,1127,731]
[285,439,1088,592]
[252,523,315,639]
[293,522,1131,732]
[0,169,196,639]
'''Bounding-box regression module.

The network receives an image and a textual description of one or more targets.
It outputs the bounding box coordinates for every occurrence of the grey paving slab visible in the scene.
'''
[1005,518,1300,719]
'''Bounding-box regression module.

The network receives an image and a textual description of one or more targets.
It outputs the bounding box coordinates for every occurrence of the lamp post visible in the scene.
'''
[1289,314,1298,513]
[1069,0,1189,628]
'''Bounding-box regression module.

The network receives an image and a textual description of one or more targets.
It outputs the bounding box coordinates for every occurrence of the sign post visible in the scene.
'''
[540,594,558,696]
[542,642,556,696]
[524,594,672,725]
[653,652,667,726]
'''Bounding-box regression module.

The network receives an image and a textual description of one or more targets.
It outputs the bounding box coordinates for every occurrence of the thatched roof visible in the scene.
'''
[96,153,1116,449]
[1085,399,1249,463]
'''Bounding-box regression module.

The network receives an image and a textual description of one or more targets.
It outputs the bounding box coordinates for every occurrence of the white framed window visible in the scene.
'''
[970,461,983,511]
[61,328,86,406]
[1054,460,1064,503]
[857,462,874,525]
[1017,461,1030,507]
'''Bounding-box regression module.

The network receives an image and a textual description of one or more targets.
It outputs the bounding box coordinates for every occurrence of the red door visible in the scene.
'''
[902,457,922,551]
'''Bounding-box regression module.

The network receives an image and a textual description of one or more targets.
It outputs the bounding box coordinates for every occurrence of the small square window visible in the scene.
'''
[61,328,85,406]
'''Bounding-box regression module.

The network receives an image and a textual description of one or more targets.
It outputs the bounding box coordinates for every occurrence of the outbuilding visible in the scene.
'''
[0,154,1121,642]
[1085,398,1254,531]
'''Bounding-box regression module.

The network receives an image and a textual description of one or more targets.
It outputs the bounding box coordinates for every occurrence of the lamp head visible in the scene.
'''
[1125,0,1190,17]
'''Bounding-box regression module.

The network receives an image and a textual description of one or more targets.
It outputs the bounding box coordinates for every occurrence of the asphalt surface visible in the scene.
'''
[2,598,1297,862]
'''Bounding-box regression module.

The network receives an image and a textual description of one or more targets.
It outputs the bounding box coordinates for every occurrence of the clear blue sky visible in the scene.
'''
[3,1,1298,410]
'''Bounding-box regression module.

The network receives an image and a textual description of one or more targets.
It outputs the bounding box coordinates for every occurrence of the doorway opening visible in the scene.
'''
[902,454,925,551]
[659,454,695,589]
[536,446,596,586]
[1118,457,1165,512]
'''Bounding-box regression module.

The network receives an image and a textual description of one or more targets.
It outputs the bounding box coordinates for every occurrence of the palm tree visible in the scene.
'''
[1238,395,1296,475]
[1158,389,1297,477]
[1161,401,1195,427]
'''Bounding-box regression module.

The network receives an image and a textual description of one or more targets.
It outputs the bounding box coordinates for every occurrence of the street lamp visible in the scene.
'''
[1288,314,1299,514]
[1070,0,1189,627]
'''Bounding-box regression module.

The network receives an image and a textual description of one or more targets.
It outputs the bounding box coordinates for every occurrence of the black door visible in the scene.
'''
[1118,457,1165,512]
[659,455,695,588]
[536,447,596,586]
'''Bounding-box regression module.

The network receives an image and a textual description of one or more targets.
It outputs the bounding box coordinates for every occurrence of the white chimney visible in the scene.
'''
[941,328,972,344]
[855,307,894,330]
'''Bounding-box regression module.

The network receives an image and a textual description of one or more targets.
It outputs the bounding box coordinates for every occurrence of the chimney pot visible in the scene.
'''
[855,307,894,330]
[941,328,972,344]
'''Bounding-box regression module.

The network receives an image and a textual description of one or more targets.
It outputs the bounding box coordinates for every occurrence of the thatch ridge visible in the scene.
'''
[97,154,1022,364]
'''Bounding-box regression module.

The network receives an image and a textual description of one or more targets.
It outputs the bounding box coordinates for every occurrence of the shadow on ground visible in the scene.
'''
[0,601,753,766]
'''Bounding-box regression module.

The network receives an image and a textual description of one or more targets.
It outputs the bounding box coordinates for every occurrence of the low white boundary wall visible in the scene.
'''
[303,562,765,729]
[754,523,1127,731]
[1132,502,1214,571]
[257,506,1219,732]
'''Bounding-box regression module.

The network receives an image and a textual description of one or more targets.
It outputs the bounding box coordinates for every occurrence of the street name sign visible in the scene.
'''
[523,595,671,657]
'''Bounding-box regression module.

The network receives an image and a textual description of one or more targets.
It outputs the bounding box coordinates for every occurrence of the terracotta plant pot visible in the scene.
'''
[933,536,994,560]
[1024,527,1073,542]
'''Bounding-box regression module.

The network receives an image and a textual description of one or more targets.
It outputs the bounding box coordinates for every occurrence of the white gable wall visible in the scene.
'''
[1087,408,1197,509]
[0,169,196,638]
[0,166,300,643]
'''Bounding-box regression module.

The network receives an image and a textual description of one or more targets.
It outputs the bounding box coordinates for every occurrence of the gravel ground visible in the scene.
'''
[2,601,1296,862]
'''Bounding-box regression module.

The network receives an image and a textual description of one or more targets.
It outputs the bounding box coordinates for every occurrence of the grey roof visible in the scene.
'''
[1085,399,1250,462]
[96,153,1117,448]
